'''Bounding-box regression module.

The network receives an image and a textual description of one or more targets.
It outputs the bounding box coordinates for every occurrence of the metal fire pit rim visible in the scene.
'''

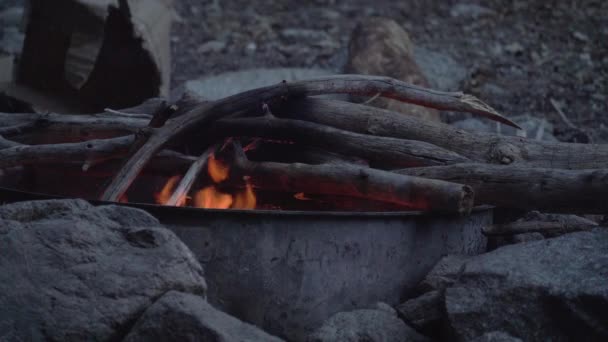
[0,186,493,218]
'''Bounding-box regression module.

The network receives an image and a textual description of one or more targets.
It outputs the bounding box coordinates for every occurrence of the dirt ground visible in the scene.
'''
[171,0,608,143]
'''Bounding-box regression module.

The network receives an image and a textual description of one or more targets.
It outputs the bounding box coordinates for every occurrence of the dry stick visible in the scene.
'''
[100,74,512,202]
[166,147,214,206]
[482,221,599,236]
[0,111,148,144]
[211,116,469,168]
[225,142,474,214]
[280,98,608,169]
[0,135,194,170]
[396,163,608,214]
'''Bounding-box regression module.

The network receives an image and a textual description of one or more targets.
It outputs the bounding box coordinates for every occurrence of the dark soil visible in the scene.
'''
[171,0,608,142]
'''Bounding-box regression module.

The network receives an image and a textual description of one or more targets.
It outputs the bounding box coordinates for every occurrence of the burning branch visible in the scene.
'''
[223,142,474,214]
[166,147,215,207]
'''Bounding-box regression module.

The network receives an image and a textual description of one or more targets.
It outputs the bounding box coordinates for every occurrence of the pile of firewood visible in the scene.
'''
[1,74,608,216]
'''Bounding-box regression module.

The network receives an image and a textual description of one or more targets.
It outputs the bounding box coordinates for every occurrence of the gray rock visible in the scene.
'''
[451,115,558,142]
[452,118,494,133]
[307,309,429,342]
[469,331,523,342]
[417,254,471,293]
[0,6,23,27]
[413,47,468,91]
[445,231,608,341]
[510,232,545,243]
[0,26,24,55]
[375,302,398,316]
[184,67,337,101]
[396,290,443,334]
[503,115,558,142]
[0,199,207,342]
[488,232,546,250]
[124,291,283,342]
[450,4,496,19]
[197,40,227,54]
[280,28,331,43]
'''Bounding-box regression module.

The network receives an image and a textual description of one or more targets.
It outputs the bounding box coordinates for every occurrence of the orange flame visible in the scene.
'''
[155,175,181,205]
[207,154,229,183]
[232,182,256,209]
[192,186,233,209]
[152,147,257,210]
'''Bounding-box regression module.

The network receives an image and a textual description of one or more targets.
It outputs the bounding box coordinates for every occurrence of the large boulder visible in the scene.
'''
[345,17,441,122]
[0,199,207,341]
[307,308,429,342]
[124,290,283,342]
[445,230,608,341]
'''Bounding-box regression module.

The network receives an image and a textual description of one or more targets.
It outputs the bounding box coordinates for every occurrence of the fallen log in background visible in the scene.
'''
[211,116,469,168]
[483,221,599,236]
[223,142,474,214]
[279,98,608,169]
[99,74,510,202]
[396,163,608,214]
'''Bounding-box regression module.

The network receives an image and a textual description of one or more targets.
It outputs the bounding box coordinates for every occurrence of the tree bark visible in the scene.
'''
[482,220,600,236]
[224,143,474,214]
[279,98,608,169]
[211,116,469,169]
[396,163,608,214]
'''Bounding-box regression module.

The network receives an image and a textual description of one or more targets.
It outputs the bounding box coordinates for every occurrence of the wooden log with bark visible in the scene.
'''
[211,116,469,168]
[221,142,474,214]
[396,163,608,214]
[99,74,515,202]
[278,98,608,169]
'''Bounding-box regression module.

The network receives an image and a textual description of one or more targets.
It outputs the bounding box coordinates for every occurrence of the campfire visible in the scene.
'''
[1,74,607,216]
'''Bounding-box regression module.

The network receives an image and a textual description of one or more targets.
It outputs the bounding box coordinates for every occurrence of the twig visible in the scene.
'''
[362,92,381,105]
[102,108,153,119]
[550,98,578,130]
[535,118,546,141]
[166,146,215,206]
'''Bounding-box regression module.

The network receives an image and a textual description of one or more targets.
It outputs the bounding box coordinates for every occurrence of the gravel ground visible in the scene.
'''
[171,0,608,142]
[2,1,607,142]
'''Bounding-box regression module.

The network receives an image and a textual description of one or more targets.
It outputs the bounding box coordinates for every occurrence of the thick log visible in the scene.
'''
[396,163,608,214]
[211,116,469,169]
[483,221,600,236]
[100,74,513,201]
[223,143,474,214]
[244,141,369,167]
[280,98,608,169]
